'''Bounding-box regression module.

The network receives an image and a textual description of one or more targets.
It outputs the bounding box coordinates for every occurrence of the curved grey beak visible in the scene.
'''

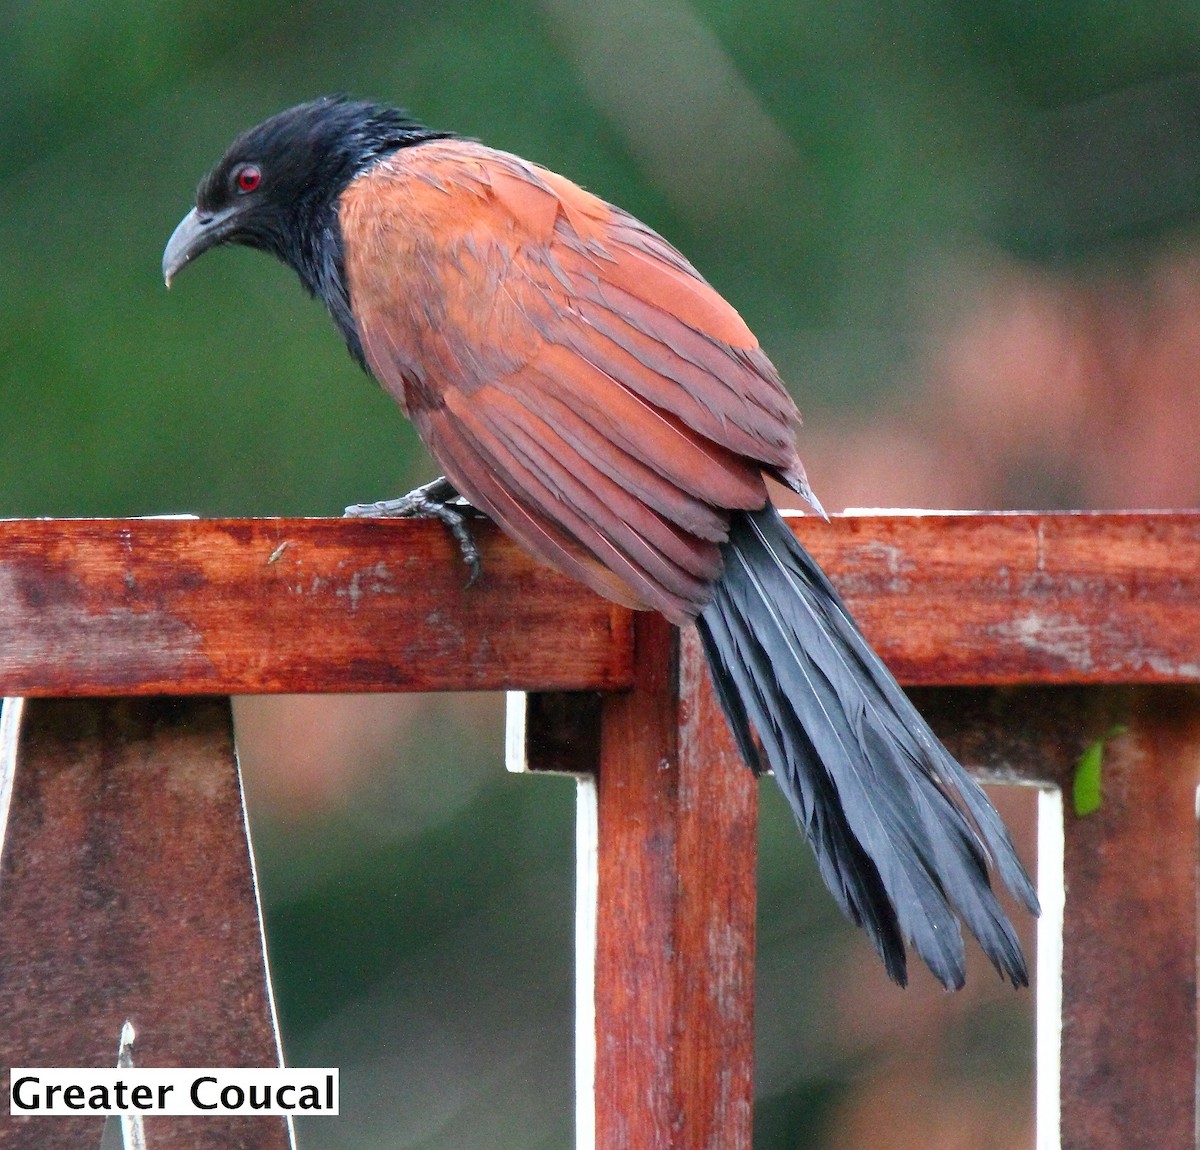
[162,205,240,287]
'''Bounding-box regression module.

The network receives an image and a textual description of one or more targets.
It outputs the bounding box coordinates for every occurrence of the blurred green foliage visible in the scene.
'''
[5,1,1200,1146]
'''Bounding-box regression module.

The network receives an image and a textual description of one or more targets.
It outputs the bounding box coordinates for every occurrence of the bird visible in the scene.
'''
[163,96,1038,989]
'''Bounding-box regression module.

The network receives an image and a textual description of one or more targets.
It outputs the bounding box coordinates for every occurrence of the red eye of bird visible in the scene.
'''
[235,165,261,193]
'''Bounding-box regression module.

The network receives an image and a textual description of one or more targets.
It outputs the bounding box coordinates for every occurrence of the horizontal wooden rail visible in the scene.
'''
[826,511,1200,685]
[0,512,1198,694]
[0,517,632,695]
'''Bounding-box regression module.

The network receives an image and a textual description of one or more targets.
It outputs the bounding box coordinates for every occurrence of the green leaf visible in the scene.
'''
[1072,724,1127,817]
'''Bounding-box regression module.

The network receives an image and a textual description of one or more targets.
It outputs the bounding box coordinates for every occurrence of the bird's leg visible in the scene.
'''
[344,476,483,586]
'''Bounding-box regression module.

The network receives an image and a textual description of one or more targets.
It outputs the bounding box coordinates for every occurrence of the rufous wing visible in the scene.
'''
[338,139,807,623]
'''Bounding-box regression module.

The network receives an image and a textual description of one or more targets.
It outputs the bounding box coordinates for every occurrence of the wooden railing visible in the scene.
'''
[2,511,1198,1150]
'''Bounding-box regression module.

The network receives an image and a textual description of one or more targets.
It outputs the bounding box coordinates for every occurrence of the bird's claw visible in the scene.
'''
[344,477,482,587]
[433,499,482,588]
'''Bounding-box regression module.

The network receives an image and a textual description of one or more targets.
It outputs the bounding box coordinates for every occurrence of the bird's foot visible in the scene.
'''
[345,476,483,586]
[344,476,464,519]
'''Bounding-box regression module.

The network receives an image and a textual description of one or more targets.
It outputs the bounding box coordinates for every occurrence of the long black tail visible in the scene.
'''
[696,504,1039,989]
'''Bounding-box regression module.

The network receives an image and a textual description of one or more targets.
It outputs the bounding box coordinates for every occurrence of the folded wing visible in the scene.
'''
[338,139,809,621]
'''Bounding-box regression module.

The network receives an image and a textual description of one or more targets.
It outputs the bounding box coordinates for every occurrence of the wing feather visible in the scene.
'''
[448,385,719,596]
[421,396,708,620]
[520,343,767,510]
[339,139,809,617]
[496,370,731,542]
[419,406,652,611]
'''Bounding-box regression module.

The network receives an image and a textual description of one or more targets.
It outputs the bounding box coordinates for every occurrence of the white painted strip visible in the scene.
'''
[1035,787,1065,1150]
[234,735,299,1149]
[0,698,25,882]
[504,692,528,773]
[575,775,598,1150]
[116,1022,146,1150]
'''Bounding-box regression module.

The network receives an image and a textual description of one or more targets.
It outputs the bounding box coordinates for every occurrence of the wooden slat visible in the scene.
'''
[591,617,757,1149]
[2,512,1200,695]
[0,697,291,1150]
[802,511,1200,685]
[918,685,1200,1150]
[0,518,631,695]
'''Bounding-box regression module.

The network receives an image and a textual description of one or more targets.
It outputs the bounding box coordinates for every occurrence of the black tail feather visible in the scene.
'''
[697,505,1039,989]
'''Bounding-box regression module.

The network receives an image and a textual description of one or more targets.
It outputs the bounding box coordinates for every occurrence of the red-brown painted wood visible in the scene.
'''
[0,697,291,1150]
[2,512,1200,695]
[1056,690,1200,1150]
[592,617,757,1150]
[0,518,631,695]
[920,685,1200,1150]
[798,511,1200,685]
[5,513,1200,1150]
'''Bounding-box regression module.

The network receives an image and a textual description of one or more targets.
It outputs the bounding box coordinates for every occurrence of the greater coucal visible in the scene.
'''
[164,97,1038,988]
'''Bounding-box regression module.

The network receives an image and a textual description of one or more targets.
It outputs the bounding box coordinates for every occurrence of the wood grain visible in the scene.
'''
[2,512,1199,695]
[0,517,631,695]
[0,697,291,1150]
[592,617,757,1149]
[920,686,1200,1150]
[799,511,1200,685]
[4,514,1198,1149]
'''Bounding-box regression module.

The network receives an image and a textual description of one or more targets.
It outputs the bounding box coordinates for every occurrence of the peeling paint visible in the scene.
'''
[990,612,1096,671]
[334,561,396,610]
[839,540,917,594]
[1136,653,1200,680]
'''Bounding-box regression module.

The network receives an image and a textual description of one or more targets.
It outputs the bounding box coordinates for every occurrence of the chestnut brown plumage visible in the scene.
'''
[164,97,1038,988]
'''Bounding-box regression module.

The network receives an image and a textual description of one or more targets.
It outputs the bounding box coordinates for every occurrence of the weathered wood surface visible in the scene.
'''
[814,512,1200,685]
[919,686,1200,1150]
[0,518,631,695]
[518,681,1200,1150]
[1,512,1199,695]
[590,618,757,1150]
[3,514,1200,1149]
[0,697,291,1150]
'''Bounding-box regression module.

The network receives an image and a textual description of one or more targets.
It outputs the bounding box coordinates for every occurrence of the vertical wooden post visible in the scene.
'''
[0,697,292,1150]
[1056,687,1200,1150]
[922,685,1200,1150]
[592,617,758,1150]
